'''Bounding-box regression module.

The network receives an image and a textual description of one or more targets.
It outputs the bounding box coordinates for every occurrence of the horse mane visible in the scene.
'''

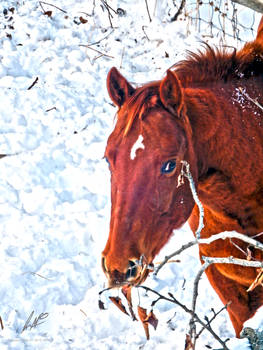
[122,82,161,136]
[174,42,263,86]
[121,40,263,135]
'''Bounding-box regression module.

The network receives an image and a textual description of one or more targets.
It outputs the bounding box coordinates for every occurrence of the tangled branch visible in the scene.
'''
[138,286,230,350]
[155,161,263,348]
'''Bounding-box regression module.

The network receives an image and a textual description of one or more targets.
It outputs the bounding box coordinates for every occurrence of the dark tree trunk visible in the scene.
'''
[231,0,263,13]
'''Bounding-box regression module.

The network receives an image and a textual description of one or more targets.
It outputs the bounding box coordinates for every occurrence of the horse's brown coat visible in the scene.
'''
[102,18,263,336]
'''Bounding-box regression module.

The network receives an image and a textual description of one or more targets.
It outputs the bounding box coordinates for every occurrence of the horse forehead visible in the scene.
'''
[130,134,145,160]
[106,108,184,161]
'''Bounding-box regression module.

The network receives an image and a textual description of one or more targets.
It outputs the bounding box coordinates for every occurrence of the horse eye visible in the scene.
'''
[161,160,176,174]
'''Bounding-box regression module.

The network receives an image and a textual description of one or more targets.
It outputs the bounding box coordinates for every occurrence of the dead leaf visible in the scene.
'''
[44,11,52,17]
[98,299,106,310]
[137,306,149,340]
[109,296,129,316]
[184,334,194,350]
[79,16,88,24]
[144,310,158,330]
[247,268,263,292]
[121,285,132,303]
[122,285,137,321]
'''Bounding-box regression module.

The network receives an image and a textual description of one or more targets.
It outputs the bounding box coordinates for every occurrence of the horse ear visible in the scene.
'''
[107,67,135,107]
[160,70,184,116]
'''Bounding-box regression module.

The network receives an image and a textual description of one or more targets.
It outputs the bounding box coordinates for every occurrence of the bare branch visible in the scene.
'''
[39,1,67,14]
[199,231,263,251]
[195,303,231,340]
[202,256,263,268]
[178,161,204,239]
[171,0,186,22]
[155,231,263,276]
[138,286,230,350]
[88,30,114,47]
[79,45,114,59]
[100,0,115,27]
[154,239,197,275]
[145,0,152,22]
[27,77,39,90]
[191,256,263,330]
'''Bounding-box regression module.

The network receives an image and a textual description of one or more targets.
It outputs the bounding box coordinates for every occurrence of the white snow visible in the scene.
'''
[130,135,145,160]
[0,1,261,349]
[244,306,263,331]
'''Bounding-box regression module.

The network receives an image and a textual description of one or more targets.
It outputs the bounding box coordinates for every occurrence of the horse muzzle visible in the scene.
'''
[101,255,154,288]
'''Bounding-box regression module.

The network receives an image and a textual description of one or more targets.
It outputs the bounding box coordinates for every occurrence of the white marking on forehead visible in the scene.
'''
[130,135,145,160]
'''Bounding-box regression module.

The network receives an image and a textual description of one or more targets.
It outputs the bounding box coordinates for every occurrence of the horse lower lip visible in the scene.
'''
[106,268,150,288]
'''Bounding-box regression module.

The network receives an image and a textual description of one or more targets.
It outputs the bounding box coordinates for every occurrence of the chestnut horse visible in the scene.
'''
[102,17,263,337]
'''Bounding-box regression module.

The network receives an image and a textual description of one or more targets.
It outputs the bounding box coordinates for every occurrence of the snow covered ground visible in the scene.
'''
[0,1,261,349]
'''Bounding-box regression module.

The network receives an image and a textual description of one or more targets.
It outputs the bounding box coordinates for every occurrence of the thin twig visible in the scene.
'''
[154,231,263,276]
[27,77,39,90]
[154,240,197,275]
[101,0,117,15]
[195,303,231,340]
[88,29,114,47]
[200,232,263,251]
[178,161,204,239]
[138,286,230,350]
[171,0,186,22]
[22,271,53,281]
[80,309,88,317]
[202,256,263,268]
[79,44,114,59]
[39,1,67,14]
[101,0,114,27]
[45,107,57,112]
[190,255,263,341]
[0,316,4,330]
[142,26,150,41]
[145,0,152,22]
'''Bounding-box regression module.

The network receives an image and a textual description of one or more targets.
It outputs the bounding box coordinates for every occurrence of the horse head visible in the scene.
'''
[102,67,198,288]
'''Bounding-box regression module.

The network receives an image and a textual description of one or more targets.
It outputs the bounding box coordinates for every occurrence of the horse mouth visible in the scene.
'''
[104,256,154,288]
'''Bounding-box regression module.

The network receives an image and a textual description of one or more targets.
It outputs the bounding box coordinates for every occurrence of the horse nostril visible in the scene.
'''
[125,260,138,280]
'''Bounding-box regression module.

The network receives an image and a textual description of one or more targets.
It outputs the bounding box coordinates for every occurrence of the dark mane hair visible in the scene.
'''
[174,42,263,86]
[121,82,161,136]
[120,41,263,135]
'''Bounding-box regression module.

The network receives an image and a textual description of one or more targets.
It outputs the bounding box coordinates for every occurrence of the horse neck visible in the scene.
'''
[184,86,225,177]
[184,79,263,181]
[184,78,263,197]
